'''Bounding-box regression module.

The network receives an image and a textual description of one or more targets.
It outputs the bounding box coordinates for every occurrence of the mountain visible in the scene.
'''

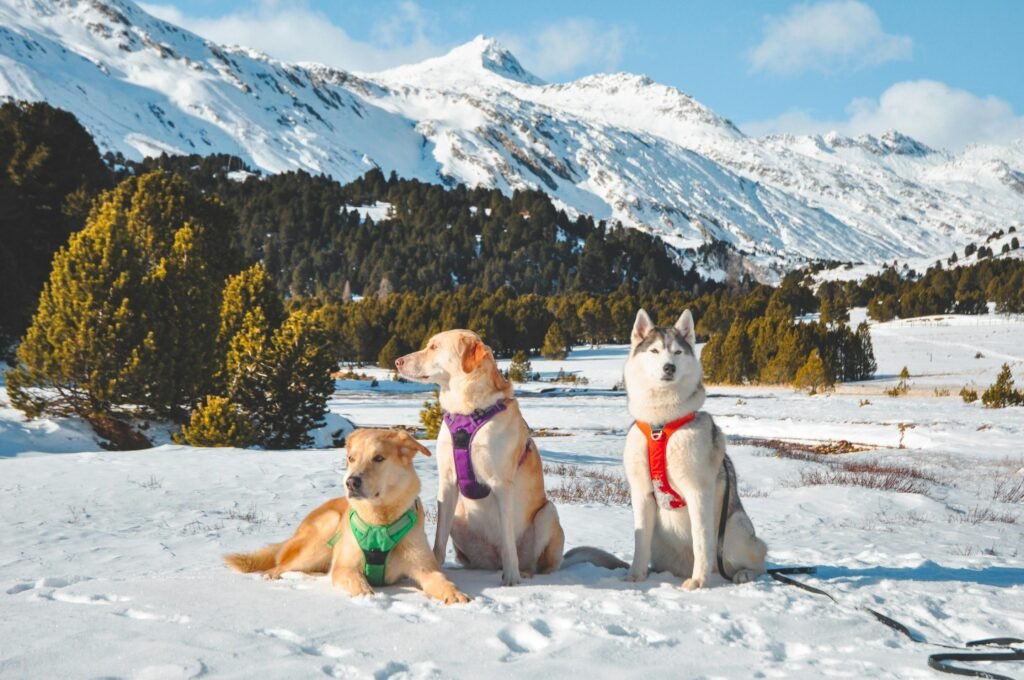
[1,0,1021,273]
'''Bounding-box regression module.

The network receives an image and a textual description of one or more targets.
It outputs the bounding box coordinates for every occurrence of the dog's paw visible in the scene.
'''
[681,576,708,591]
[341,579,374,598]
[263,569,283,581]
[438,586,471,605]
[731,569,760,585]
[624,566,648,582]
[501,569,522,587]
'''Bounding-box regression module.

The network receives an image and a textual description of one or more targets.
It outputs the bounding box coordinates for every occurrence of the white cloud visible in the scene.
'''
[139,1,445,72]
[750,0,912,75]
[743,80,1024,151]
[500,18,628,80]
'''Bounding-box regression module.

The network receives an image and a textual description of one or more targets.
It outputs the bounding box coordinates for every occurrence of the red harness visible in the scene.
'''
[636,413,696,509]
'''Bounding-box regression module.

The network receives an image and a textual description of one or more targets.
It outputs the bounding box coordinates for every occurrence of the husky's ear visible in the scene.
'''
[395,430,432,459]
[674,309,696,347]
[460,334,489,374]
[631,309,654,345]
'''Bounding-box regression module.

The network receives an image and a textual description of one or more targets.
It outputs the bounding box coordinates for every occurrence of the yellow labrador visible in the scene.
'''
[396,330,565,585]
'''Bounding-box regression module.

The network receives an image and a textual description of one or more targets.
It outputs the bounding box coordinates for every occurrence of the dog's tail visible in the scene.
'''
[562,546,628,570]
[223,543,281,573]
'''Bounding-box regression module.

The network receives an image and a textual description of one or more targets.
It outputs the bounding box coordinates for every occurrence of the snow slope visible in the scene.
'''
[1,0,1022,268]
[3,320,1024,678]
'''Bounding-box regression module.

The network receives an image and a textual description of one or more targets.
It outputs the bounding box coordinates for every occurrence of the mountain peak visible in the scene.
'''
[374,35,542,86]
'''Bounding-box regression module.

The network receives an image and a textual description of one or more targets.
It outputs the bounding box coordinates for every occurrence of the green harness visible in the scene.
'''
[327,500,420,586]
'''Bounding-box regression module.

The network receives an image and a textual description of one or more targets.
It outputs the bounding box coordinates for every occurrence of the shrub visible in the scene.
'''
[420,390,442,439]
[886,366,910,397]
[959,386,978,403]
[176,396,255,448]
[981,364,1023,408]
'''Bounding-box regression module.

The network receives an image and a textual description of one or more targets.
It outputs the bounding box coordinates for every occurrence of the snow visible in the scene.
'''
[0,1,1021,274]
[3,318,1024,677]
[341,201,393,223]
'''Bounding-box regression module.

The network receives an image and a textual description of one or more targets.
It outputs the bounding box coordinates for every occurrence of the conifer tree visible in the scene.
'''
[377,336,404,369]
[720,321,753,384]
[224,309,335,449]
[5,171,236,423]
[794,350,832,395]
[541,322,570,360]
[508,350,533,383]
[217,264,284,366]
[982,364,1023,408]
[700,333,726,383]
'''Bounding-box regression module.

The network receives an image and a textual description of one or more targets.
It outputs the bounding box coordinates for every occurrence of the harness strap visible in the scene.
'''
[327,499,420,587]
[443,400,531,500]
[636,413,696,509]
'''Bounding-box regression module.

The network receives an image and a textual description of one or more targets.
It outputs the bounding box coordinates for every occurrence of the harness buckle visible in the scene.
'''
[451,429,471,449]
[650,429,664,441]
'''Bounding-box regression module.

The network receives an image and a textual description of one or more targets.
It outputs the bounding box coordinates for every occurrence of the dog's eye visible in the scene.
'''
[674,350,682,355]
[650,348,659,354]
[347,456,354,464]
[429,344,437,350]
[373,455,385,463]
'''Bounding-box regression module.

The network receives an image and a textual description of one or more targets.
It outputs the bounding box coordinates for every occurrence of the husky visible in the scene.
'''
[622,309,767,589]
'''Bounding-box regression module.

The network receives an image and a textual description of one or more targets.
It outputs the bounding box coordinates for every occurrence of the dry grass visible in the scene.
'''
[993,477,1024,504]
[952,505,1018,525]
[791,467,932,495]
[543,463,631,506]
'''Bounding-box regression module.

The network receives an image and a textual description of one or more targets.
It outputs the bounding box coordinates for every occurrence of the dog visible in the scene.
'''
[224,428,470,604]
[396,329,626,585]
[622,309,767,589]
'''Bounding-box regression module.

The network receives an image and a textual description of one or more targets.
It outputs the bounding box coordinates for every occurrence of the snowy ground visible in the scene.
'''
[2,317,1024,679]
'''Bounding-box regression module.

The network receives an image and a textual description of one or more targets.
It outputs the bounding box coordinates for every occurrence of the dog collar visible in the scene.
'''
[636,413,697,509]
[329,499,420,587]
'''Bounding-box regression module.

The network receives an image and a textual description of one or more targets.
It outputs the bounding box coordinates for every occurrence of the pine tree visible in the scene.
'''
[5,171,236,424]
[982,364,1023,408]
[794,350,832,395]
[217,264,284,367]
[720,321,753,384]
[176,395,256,448]
[377,336,404,369]
[224,309,336,449]
[508,350,533,383]
[541,322,570,359]
[700,332,726,383]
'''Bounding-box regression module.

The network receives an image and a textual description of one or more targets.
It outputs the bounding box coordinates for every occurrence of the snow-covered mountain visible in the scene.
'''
[2,0,1021,269]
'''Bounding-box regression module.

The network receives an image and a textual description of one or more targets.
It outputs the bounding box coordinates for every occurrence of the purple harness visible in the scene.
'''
[442,400,530,500]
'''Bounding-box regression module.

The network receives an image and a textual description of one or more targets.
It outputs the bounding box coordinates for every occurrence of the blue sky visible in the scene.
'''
[141,0,1024,151]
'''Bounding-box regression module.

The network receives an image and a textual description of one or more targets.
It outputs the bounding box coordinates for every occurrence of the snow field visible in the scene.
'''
[2,318,1023,678]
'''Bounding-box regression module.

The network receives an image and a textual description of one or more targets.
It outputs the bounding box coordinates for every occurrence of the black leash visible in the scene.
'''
[713,457,1022,677]
[766,567,1024,679]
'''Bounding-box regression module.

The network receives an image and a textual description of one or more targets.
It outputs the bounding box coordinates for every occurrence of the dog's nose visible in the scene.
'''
[346,475,362,491]
[395,356,404,369]
[662,363,676,375]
